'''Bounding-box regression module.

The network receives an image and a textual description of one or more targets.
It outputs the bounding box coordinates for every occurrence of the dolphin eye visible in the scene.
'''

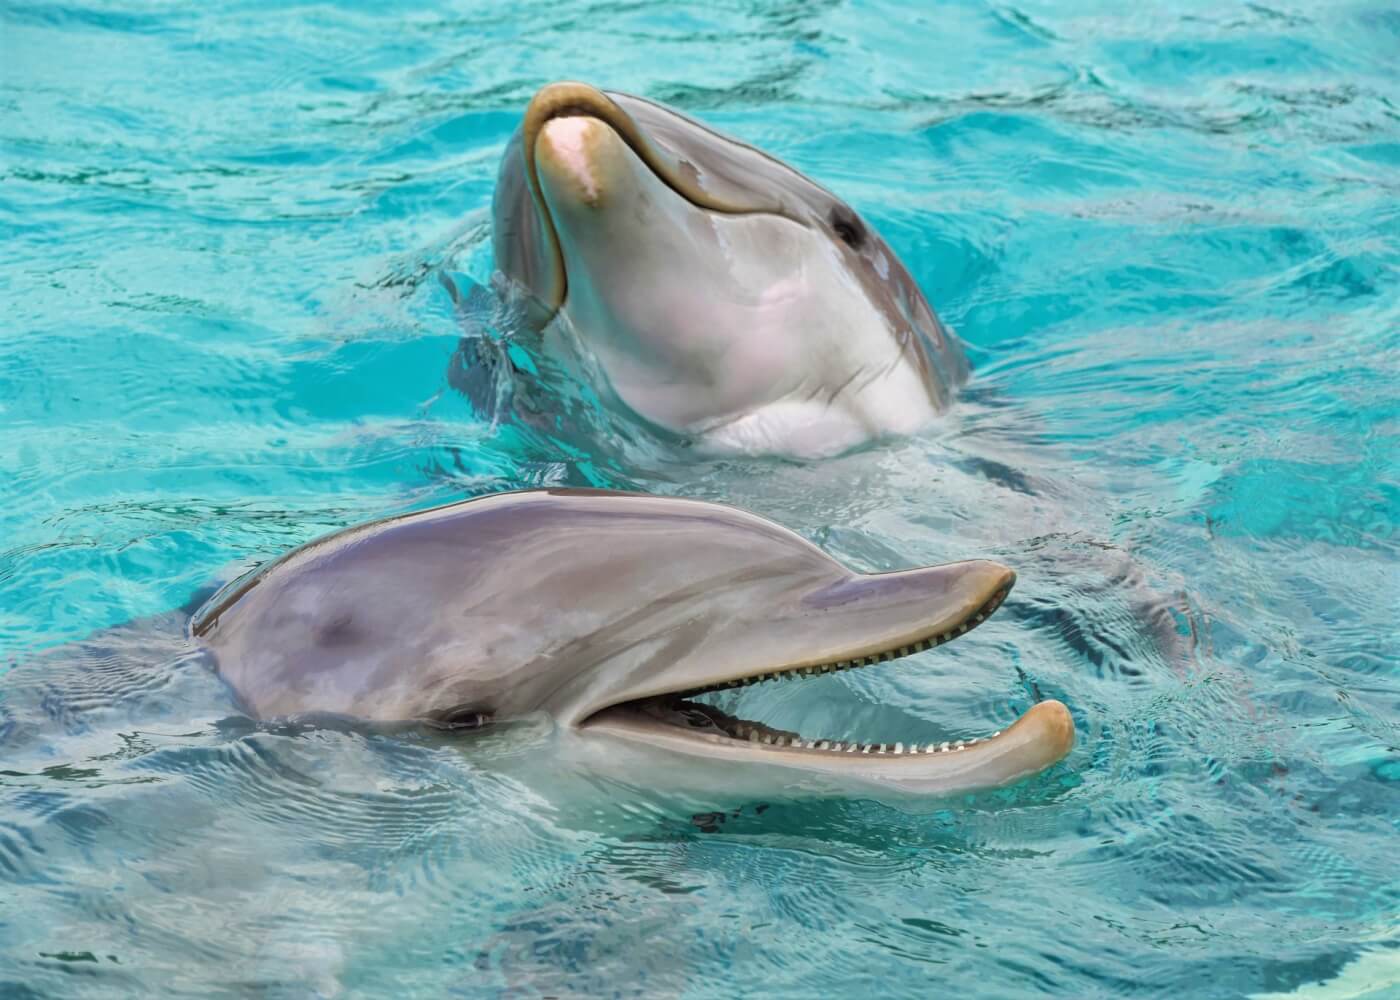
[426,708,490,731]
[831,209,865,249]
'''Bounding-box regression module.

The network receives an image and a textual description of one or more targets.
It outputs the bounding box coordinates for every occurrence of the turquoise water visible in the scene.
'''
[3,0,1398,995]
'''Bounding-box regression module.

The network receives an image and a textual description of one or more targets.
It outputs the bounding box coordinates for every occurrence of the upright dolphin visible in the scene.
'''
[490,82,969,457]
[193,490,1073,803]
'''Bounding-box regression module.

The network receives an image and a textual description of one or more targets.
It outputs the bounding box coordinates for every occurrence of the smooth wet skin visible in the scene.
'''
[492,82,970,456]
[194,489,1074,799]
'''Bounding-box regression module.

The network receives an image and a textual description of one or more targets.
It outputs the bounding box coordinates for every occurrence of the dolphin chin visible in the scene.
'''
[491,82,971,457]
[193,489,1074,799]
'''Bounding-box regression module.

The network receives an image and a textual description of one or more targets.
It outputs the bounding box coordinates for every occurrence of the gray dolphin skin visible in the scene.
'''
[192,490,1073,802]
[491,82,970,457]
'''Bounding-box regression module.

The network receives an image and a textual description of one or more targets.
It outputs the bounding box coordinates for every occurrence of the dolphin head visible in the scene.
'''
[492,83,970,456]
[194,490,1073,802]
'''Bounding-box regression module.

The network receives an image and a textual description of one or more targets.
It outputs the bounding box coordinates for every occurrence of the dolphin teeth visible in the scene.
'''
[764,734,776,745]
[940,633,952,643]
[861,744,872,753]
[816,741,829,750]
[845,743,856,752]
[894,742,904,755]
[876,744,887,754]
[974,614,984,622]
[940,742,950,752]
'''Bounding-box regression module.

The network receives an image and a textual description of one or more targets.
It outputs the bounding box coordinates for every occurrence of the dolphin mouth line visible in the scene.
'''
[578,585,1019,758]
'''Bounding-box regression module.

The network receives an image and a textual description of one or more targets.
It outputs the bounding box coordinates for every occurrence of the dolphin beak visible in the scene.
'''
[574,559,1076,795]
[521,82,759,217]
[516,81,794,318]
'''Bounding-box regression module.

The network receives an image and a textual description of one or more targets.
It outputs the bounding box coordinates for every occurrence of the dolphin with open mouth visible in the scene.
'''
[192,490,1073,802]
[489,82,969,457]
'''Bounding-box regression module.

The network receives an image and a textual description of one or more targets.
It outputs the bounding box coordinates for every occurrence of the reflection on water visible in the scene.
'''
[2,0,1397,996]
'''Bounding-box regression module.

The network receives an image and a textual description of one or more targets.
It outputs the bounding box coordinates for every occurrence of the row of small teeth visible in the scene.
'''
[730,729,1002,754]
[691,589,1008,696]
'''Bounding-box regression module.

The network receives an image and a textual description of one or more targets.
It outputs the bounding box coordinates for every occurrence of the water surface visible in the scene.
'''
[2,1,1398,996]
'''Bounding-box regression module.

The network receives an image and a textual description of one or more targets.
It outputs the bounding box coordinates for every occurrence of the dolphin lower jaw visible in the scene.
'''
[572,581,1076,789]
[580,700,1074,796]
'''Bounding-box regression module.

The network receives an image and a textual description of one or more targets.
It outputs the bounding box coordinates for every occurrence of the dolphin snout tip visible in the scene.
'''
[978,559,1016,594]
[535,115,619,210]
[1024,699,1075,763]
[954,559,1016,606]
[527,79,608,112]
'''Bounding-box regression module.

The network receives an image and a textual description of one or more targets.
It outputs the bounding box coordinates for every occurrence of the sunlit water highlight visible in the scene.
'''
[2,1,1397,996]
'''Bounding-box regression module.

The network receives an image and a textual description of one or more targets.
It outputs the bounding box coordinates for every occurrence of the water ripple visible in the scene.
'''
[3,0,1398,995]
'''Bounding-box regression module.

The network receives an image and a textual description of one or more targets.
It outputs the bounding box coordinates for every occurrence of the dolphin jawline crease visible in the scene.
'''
[193,490,1074,800]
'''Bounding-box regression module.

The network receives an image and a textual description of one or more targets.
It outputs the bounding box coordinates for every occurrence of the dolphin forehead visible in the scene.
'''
[194,490,845,722]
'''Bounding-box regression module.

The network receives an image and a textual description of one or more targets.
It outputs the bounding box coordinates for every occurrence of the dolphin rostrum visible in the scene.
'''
[490,82,969,457]
[192,490,1073,802]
